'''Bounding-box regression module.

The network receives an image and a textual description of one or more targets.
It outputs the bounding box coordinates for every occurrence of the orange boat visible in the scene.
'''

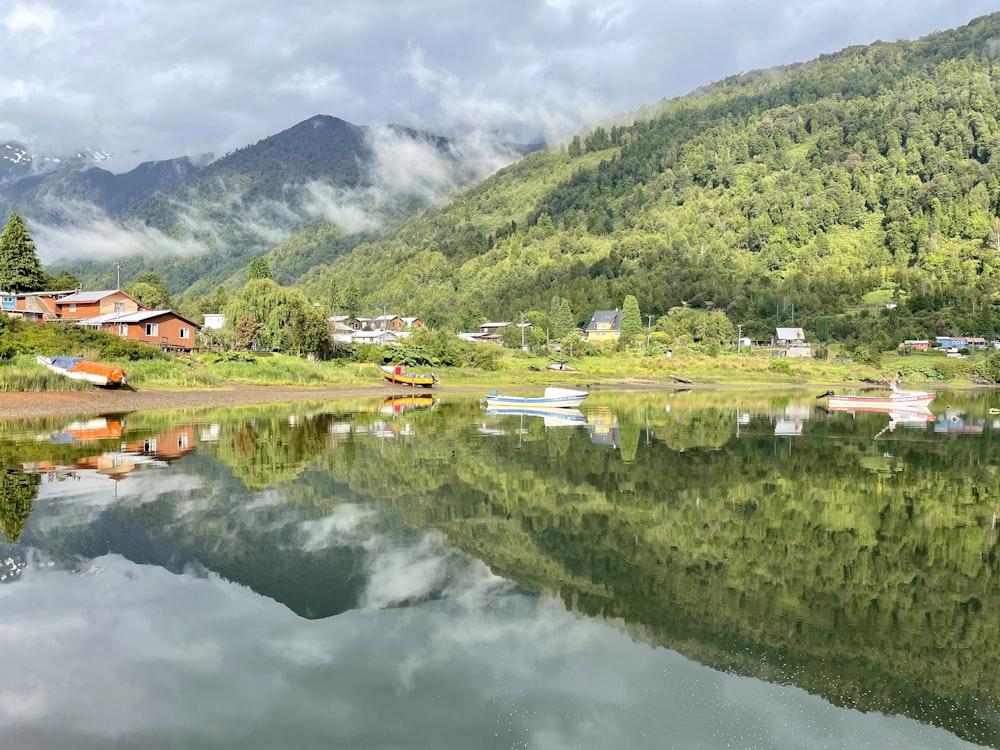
[37,355,126,388]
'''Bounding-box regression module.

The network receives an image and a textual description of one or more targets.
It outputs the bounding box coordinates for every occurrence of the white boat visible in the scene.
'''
[819,383,934,410]
[484,387,589,409]
[36,355,127,388]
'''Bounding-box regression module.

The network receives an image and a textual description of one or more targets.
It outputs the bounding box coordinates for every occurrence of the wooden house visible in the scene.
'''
[586,310,621,343]
[55,290,144,320]
[88,310,200,351]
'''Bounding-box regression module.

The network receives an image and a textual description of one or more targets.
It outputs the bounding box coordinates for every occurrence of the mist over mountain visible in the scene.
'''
[12,115,534,295]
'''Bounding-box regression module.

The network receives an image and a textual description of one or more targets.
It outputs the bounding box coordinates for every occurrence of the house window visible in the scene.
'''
[69,303,76,312]
[118,324,127,337]
[145,323,158,336]
[179,327,190,339]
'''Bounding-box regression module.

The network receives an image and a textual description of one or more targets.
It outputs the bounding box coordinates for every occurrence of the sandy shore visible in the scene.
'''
[0,383,496,420]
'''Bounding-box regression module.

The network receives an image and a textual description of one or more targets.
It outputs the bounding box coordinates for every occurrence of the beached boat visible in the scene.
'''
[818,383,934,410]
[36,355,127,388]
[378,364,438,388]
[546,362,579,372]
[484,387,589,409]
[485,406,587,427]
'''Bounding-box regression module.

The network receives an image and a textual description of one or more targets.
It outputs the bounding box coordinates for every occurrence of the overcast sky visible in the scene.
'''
[2,0,997,170]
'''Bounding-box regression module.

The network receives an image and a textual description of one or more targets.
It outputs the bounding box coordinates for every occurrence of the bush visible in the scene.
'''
[975,352,1000,383]
[768,358,793,374]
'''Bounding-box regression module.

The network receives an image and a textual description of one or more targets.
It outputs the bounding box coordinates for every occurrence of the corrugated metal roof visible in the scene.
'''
[56,290,119,303]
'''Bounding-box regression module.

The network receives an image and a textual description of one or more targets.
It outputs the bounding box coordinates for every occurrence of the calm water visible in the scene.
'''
[1,387,999,749]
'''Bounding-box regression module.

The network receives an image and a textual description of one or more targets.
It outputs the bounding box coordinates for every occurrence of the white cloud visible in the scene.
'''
[1,0,994,164]
[1,2,57,43]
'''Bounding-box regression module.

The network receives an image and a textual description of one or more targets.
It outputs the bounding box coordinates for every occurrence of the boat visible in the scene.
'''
[36,355,127,388]
[484,387,589,409]
[546,362,578,372]
[485,406,587,427]
[378,364,438,388]
[818,383,934,410]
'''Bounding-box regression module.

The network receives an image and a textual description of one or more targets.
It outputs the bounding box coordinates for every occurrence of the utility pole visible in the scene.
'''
[646,314,653,348]
[738,324,743,353]
[114,261,121,290]
[520,312,526,351]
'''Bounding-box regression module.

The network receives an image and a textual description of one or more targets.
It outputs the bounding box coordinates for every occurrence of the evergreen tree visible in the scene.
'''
[343,283,361,320]
[620,295,643,345]
[247,256,272,281]
[0,212,46,293]
[47,269,79,291]
[550,296,575,339]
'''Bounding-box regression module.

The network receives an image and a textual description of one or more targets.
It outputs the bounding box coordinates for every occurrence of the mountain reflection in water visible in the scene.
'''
[0,389,997,749]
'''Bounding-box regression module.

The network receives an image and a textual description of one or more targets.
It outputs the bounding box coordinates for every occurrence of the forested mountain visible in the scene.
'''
[58,115,531,297]
[0,156,203,224]
[295,11,1000,346]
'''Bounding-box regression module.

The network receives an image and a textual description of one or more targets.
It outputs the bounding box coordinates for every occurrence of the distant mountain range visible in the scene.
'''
[1,116,539,297]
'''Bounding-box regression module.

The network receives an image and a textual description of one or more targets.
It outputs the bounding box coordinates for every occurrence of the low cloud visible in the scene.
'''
[33,216,208,265]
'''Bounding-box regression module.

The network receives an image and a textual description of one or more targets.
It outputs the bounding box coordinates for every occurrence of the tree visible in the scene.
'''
[47,269,79,291]
[327,278,341,314]
[550,297,575,340]
[620,295,643,346]
[343,283,362,320]
[234,314,259,350]
[125,273,171,309]
[247,256,272,281]
[0,212,46,293]
[0,469,40,543]
[289,304,332,358]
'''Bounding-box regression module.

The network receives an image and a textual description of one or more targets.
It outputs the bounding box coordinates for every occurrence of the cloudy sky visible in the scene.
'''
[1,0,997,170]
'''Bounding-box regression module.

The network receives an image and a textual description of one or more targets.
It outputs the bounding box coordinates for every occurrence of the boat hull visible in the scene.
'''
[484,387,589,409]
[378,365,437,388]
[37,355,127,388]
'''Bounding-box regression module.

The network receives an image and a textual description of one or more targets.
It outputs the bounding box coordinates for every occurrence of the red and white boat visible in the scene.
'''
[819,383,935,410]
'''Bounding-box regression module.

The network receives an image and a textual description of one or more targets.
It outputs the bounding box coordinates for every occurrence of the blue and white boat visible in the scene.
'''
[484,387,589,409]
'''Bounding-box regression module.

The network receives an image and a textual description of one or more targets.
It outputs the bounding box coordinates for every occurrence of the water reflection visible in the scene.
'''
[0,389,998,748]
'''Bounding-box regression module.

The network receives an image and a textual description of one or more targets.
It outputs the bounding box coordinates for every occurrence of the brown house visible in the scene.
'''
[55,290,145,320]
[95,310,200,351]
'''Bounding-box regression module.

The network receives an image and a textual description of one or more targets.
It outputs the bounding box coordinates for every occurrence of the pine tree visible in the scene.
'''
[0,212,46,293]
[550,296,575,339]
[620,295,643,345]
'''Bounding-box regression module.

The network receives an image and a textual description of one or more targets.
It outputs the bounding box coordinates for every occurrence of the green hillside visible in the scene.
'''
[294,11,1000,346]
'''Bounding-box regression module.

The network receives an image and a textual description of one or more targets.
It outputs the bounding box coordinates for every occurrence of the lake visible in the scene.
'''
[1,387,998,749]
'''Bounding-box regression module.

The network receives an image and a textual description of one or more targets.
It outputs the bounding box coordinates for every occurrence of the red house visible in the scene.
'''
[95,310,201,351]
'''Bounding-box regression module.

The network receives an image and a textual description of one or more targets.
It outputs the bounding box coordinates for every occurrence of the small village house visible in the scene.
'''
[54,290,145,320]
[586,310,621,343]
[82,310,201,351]
[774,327,811,358]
